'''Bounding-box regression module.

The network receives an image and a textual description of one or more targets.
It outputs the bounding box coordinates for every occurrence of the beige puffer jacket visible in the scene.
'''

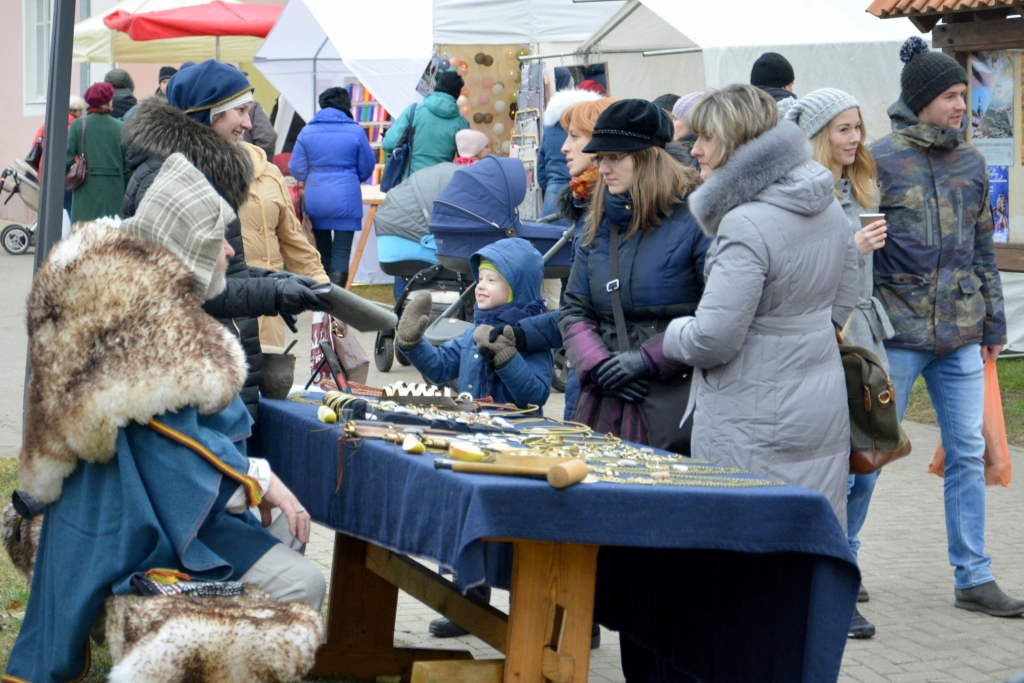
[238,141,329,346]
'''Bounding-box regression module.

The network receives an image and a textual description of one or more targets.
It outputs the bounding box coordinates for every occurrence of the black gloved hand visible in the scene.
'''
[605,378,649,403]
[274,278,332,315]
[594,349,651,391]
[489,325,527,352]
[282,313,299,333]
[267,270,318,288]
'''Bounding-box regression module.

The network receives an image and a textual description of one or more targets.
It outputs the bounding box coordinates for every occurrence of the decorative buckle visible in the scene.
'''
[606,279,620,292]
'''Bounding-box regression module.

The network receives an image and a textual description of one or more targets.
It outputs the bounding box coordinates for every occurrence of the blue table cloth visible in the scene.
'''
[258,397,859,683]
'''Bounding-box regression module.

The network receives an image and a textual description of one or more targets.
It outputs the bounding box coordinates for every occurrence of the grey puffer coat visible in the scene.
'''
[837,178,894,373]
[663,122,859,526]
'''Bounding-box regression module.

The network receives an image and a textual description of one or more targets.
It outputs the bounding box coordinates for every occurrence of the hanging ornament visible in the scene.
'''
[483,55,494,67]
[492,83,505,97]
[457,95,468,106]
[458,63,470,76]
[493,100,508,114]
[509,91,518,104]
[481,76,495,89]
[460,105,473,119]
[501,141,511,153]
[483,113,494,124]
[473,112,486,124]
[492,122,505,136]
[516,48,530,59]
[438,59,450,71]
[477,93,491,106]
[461,86,470,97]
[474,52,487,65]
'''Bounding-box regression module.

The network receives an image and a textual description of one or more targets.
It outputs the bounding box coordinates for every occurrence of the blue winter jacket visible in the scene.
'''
[404,238,553,408]
[289,108,376,231]
[537,123,570,193]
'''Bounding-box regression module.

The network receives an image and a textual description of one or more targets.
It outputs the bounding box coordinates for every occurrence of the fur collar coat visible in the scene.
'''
[21,220,246,504]
[664,121,859,525]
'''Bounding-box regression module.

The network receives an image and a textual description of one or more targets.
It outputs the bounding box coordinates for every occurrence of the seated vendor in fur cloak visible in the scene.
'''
[4,154,325,683]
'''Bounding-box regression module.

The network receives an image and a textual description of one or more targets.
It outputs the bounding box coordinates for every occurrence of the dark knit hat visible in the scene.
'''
[84,82,115,107]
[158,66,178,82]
[899,36,967,115]
[319,87,352,115]
[104,68,135,92]
[435,71,465,99]
[583,99,674,153]
[651,94,680,115]
[750,52,794,89]
[166,59,253,126]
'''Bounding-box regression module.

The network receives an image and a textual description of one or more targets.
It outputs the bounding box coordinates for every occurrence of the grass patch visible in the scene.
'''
[351,284,396,306]
[902,358,1024,448]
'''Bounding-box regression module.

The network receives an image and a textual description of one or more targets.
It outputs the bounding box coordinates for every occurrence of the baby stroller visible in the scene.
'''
[0,161,40,255]
[372,162,473,373]
[424,156,574,389]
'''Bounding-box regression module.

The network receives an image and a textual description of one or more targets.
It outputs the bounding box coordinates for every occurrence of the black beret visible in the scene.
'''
[583,99,675,153]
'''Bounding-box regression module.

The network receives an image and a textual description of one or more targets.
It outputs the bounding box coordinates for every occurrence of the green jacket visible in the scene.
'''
[66,113,130,223]
[869,100,1005,357]
[382,92,469,178]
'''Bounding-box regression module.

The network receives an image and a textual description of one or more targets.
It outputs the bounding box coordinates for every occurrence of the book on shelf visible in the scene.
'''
[346,83,392,185]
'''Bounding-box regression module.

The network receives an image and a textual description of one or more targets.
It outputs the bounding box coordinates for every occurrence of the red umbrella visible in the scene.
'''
[103,1,282,41]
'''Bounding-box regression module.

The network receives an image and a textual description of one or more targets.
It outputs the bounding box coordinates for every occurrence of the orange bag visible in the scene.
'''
[927,359,1011,487]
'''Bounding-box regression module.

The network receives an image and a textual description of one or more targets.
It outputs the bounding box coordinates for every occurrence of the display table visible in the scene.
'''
[258,398,859,683]
[345,184,387,290]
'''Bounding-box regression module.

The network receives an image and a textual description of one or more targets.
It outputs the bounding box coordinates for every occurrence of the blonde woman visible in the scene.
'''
[664,84,859,523]
[786,87,892,640]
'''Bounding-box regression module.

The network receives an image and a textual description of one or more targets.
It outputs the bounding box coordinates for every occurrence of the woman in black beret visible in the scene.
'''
[558,98,709,453]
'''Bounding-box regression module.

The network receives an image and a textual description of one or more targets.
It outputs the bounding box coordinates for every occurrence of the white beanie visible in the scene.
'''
[783,88,859,138]
[456,129,490,158]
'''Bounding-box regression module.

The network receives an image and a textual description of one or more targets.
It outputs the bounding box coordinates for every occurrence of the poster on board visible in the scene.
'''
[990,165,1009,243]
[971,51,1014,166]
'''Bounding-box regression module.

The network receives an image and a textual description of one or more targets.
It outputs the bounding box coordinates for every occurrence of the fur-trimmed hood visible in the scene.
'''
[542,89,603,128]
[122,97,252,210]
[688,121,833,236]
[21,221,247,503]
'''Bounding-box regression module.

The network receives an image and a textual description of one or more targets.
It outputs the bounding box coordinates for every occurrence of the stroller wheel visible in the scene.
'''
[552,348,569,393]
[1,224,31,255]
[374,332,394,373]
[396,345,412,366]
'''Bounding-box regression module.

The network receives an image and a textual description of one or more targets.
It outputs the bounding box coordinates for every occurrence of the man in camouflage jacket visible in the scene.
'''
[862,37,1020,618]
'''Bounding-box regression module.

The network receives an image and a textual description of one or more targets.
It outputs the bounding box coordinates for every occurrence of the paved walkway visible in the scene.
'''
[1,249,1022,680]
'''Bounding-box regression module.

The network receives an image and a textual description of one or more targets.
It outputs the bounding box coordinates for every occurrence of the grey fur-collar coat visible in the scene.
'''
[664,122,859,527]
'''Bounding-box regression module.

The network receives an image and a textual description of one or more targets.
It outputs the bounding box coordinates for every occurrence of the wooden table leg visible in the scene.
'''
[504,541,599,683]
[346,204,379,290]
[312,532,472,679]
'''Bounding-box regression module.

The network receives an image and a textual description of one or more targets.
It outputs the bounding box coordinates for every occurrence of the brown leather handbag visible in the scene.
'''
[65,115,87,190]
[839,334,912,474]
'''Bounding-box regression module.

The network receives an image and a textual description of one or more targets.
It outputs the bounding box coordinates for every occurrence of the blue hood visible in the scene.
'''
[423,91,462,119]
[470,237,543,305]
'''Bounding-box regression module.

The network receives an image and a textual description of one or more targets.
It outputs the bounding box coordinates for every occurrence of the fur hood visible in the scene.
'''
[123,97,253,210]
[542,89,603,128]
[21,221,247,504]
[688,121,829,236]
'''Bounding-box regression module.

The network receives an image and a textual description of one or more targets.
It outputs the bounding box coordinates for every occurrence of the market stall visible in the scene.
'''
[869,0,1024,351]
[259,394,859,683]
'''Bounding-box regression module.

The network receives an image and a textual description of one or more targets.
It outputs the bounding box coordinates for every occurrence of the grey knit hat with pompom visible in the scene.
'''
[784,88,859,138]
[899,36,966,115]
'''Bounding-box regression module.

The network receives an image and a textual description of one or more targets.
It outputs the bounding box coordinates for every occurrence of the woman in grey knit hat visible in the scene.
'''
[785,87,893,641]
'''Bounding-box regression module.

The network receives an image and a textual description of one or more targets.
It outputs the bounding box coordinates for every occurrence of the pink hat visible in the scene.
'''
[672,92,705,124]
[456,129,490,158]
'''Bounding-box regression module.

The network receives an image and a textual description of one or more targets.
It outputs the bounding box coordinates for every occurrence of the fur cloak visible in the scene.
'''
[21,219,246,504]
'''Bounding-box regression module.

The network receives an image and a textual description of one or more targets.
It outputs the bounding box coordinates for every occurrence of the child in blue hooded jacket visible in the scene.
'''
[396,238,553,409]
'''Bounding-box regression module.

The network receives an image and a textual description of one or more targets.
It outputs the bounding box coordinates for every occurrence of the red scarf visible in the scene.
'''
[569,166,599,202]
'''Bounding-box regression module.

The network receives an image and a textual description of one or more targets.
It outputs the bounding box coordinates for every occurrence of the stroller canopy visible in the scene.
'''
[430,156,528,235]
[374,162,459,243]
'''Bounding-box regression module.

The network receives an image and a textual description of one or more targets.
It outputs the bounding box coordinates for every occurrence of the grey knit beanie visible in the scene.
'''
[121,153,234,293]
[899,36,966,115]
[783,88,859,138]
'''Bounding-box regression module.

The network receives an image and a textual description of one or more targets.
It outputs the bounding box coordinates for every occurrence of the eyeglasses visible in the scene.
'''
[591,153,626,169]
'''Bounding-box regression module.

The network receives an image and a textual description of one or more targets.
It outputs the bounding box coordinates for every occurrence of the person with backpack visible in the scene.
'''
[382,71,469,180]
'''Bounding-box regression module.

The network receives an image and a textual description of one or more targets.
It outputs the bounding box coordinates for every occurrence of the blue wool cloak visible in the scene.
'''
[4,397,277,683]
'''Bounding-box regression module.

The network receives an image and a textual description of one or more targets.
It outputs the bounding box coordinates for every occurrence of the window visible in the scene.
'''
[23,0,52,116]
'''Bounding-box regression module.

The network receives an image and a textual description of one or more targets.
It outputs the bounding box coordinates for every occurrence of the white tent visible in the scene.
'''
[567,0,923,142]
[253,0,433,123]
[73,0,265,63]
[433,0,625,44]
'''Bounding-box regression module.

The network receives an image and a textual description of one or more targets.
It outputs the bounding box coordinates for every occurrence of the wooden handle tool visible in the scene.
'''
[434,458,589,489]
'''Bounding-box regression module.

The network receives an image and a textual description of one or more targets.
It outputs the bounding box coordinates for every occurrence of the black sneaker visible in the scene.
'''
[849,609,875,639]
[954,581,1024,617]
[591,622,600,650]
[858,583,869,603]
[429,617,469,638]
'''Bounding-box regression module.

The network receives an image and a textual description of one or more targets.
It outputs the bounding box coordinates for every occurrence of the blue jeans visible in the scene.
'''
[850,344,991,589]
[846,471,878,562]
[314,229,355,273]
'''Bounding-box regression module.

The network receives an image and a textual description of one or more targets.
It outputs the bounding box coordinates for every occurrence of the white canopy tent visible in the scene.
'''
[565,0,923,142]
[73,0,265,63]
[433,0,625,44]
[253,0,433,123]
